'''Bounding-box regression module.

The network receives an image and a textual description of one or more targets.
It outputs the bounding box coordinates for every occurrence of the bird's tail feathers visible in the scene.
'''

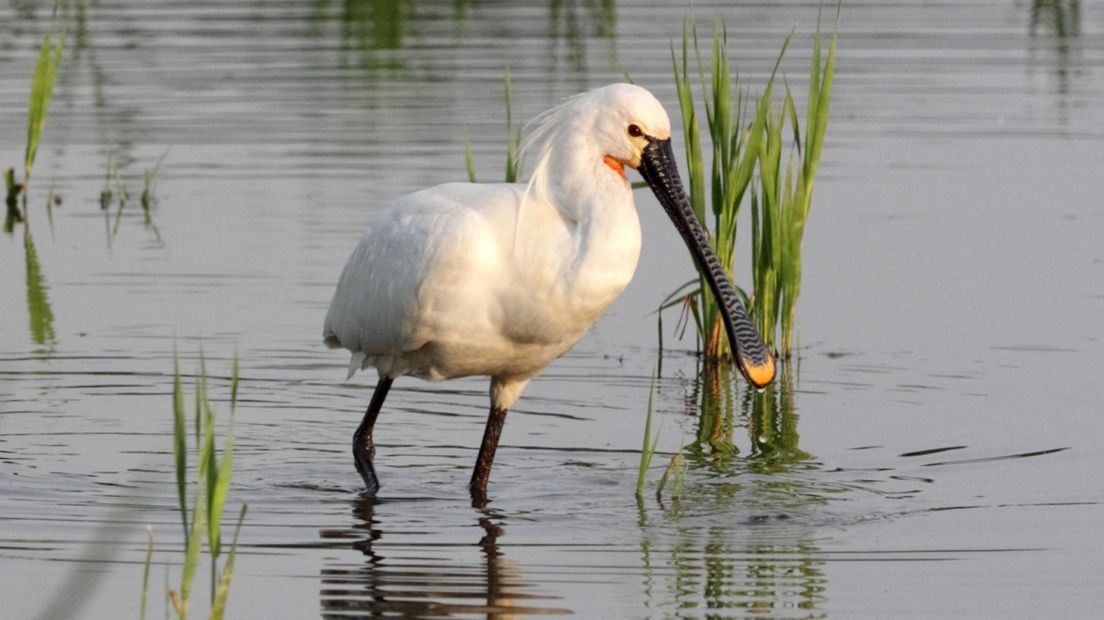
[346,351,368,380]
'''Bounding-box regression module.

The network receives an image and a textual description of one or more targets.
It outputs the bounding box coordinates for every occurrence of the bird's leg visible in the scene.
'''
[353,376,394,493]
[470,406,509,499]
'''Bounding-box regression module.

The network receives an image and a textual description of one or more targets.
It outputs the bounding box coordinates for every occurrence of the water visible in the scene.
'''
[2,0,1103,617]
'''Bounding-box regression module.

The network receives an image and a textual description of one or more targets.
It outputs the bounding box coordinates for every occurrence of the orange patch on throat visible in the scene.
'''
[602,154,627,180]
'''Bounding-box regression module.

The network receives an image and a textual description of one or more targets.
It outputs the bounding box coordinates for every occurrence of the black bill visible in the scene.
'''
[636,136,776,388]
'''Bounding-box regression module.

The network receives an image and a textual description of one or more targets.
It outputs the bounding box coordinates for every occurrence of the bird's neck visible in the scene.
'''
[552,161,642,321]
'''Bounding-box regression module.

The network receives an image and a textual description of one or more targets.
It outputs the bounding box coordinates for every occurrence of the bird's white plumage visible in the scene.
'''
[324,83,671,410]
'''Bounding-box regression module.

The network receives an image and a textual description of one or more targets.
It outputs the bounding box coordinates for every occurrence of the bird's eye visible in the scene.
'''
[627,124,643,138]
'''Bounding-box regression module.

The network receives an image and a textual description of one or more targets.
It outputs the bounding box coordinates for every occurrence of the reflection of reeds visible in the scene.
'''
[664,16,837,361]
[155,349,245,620]
[101,151,165,242]
[23,227,56,348]
[744,363,812,470]
[636,363,825,614]
[703,361,810,466]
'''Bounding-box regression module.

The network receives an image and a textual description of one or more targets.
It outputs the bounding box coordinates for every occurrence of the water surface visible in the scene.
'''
[2,1,1103,617]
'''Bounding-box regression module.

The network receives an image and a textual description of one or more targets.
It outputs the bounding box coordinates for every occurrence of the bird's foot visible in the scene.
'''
[354,444,380,493]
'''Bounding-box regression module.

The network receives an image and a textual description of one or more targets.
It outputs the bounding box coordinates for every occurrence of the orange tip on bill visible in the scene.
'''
[740,354,776,388]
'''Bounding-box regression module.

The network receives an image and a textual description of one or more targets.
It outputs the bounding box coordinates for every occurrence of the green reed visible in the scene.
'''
[139,528,154,620]
[655,452,687,501]
[635,372,661,498]
[665,18,766,360]
[24,33,63,189]
[462,68,521,184]
[155,348,244,620]
[664,15,836,360]
[751,19,837,357]
[5,30,64,225]
[141,149,170,217]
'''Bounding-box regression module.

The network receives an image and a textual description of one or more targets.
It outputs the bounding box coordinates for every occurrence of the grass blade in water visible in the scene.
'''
[635,373,661,498]
[139,527,154,620]
[23,33,64,186]
[173,352,189,541]
[209,505,247,620]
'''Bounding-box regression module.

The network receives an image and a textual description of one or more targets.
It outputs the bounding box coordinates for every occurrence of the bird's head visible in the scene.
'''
[553,83,777,388]
[584,83,672,176]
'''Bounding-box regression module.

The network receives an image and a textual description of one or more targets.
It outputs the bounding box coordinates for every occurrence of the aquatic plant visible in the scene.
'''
[144,348,245,620]
[5,30,64,226]
[502,67,521,184]
[100,151,164,242]
[664,18,766,361]
[655,452,687,500]
[141,149,170,217]
[139,528,154,620]
[751,19,837,357]
[635,373,661,498]
[663,15,837,360]
[23,33,64,191]
[461,68,521,184]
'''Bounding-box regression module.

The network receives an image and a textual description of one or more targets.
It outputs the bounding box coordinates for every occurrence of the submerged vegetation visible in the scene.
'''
[141,349,245,620]
[663,15,838,362]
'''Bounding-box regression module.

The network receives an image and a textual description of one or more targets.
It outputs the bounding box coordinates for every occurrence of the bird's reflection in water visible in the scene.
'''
[319,495,571,618]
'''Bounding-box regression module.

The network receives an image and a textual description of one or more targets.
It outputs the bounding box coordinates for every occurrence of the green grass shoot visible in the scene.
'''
[655,452,687,500]
[167,348,242,620]
[141,149,170,216]
[503,67,521,183]
[463,140,478,182]
[209,505,247,620]
[635,372,661,498]
[23,31,64,190]
[6,29,64,221]
[140,527,154,620]
[664,14,836,361]
[751,16,837,357]
[459,67,522,184]
[667,17,765,361]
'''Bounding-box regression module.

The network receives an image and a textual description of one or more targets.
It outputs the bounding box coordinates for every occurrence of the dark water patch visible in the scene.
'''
[899,445,969,458]
[921,447,1070,468]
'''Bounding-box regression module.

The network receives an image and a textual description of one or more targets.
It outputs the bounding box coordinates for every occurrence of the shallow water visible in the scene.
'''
[2,0,1103,617]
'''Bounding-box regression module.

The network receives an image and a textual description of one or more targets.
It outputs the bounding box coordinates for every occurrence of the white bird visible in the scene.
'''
[324,83,775,498]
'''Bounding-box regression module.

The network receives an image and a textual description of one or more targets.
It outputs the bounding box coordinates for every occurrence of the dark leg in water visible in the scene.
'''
[353,376,394,492]
[470,406,509,499]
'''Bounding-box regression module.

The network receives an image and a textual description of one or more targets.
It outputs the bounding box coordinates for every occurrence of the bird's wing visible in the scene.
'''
[322,184,517,362]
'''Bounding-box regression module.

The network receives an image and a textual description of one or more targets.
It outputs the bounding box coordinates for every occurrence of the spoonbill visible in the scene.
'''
[324,83,775,497]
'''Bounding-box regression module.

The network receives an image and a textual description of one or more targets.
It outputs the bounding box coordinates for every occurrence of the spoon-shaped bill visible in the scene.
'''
[636,137,776,388]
